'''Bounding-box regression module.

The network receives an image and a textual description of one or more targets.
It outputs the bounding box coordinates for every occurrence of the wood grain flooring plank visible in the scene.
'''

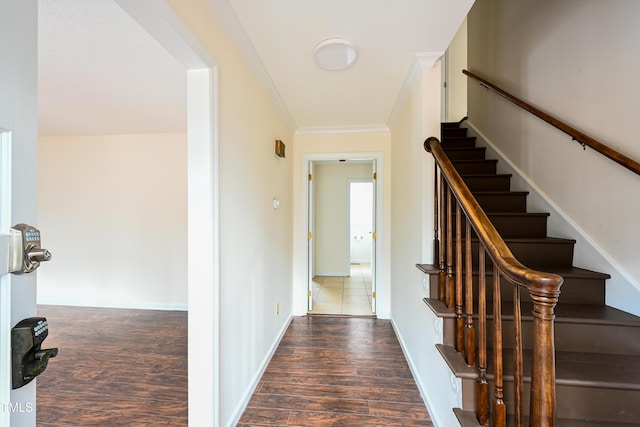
[36,305,187,426]
[237,316,432,426]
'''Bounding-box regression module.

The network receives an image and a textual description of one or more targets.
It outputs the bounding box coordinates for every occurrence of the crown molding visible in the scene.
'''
[387,52,444,128]
[295,124,390,136]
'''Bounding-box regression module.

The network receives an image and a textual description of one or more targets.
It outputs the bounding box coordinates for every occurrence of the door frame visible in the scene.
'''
[302,152,383,316]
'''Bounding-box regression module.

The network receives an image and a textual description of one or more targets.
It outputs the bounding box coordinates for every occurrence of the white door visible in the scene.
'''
[1,3,40,424]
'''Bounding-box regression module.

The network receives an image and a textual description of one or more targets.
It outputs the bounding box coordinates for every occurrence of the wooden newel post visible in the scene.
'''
[528,288,561,427]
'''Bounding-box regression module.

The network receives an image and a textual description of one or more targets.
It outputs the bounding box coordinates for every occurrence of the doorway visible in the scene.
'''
[307,159,376,316]
[36,1,219,425]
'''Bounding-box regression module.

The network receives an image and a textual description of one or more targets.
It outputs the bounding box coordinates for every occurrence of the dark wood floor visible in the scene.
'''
[238,315,433,426]
[36,305,187,426]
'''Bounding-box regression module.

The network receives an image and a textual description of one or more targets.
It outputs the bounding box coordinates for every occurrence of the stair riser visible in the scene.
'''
[451,160,497,174]
[430,274,606,306]
[483,319,640,355]
[443,127,468,138]
[460,377,640,424]
[453,241,575,269]
[444,148,487,161]
[473,193,528,213]
[450,215,548,239]
[462,175,512,191]
[442,137,478,149]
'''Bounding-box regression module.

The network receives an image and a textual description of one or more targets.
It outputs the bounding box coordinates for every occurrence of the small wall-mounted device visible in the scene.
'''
[9,224,52,274]
[274,139,285,158]
[11,317,58,389]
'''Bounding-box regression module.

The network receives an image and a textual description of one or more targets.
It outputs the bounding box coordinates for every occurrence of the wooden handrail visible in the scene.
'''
[425,137,563,293]
[463,69,640,176]
[425,136,563,426]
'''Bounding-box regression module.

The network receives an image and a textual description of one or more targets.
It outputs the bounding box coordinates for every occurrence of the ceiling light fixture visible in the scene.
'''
[314,38,358,71]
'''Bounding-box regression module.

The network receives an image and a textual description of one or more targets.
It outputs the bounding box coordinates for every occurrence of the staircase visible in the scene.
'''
[420,121,640,426]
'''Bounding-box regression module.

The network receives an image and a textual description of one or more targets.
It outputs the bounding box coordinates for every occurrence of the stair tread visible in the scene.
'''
[421,265,609,279]
[437,343,640,389]
[424,298,640,326]
[453,408,637,427]
[473,190,529,195]
[485,212,549,217]
[462,173,512,178]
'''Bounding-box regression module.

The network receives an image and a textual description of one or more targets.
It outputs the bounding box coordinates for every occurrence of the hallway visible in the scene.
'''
[309,263,374,315]
[238,316,432,426]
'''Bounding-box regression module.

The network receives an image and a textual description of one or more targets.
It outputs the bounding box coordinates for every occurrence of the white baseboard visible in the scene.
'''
[227,314,293,427]
[36,300,188,311]
[390,316,446,427]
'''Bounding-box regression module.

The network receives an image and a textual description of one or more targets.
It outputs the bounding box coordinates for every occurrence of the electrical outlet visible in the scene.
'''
[276,303,279,315]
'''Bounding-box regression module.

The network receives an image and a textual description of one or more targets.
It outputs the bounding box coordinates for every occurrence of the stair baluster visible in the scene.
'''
[465,218,476,367]
[446,187,455,309]
[492,268,507,427]
[456,203,465,353]
[438,174,447,303]
[477,247,489,427]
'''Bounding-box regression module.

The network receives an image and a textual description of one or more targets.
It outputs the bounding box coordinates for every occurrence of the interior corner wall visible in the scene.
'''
[467,0,640,315]
[37,133,188,310]
[389,61,461,427]
[314,162,372,276]
[166,1,295,425]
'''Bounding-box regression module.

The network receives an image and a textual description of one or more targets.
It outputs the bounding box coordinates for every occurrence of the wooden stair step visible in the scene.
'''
[443,147,487,160]
[476,266,608,306]
[452,211,549,238]
[437,344,640,423]
[466,237,576,269]
[442,127,468,138]
[461,174,512,191]
[419,264,608,305]
[453,408,639,427]
[442,137,478,148]
[487,302,640,355]
[424,298,640,354]
[451,159,498,174]
[486,212,549,238]
[473,191,529,213]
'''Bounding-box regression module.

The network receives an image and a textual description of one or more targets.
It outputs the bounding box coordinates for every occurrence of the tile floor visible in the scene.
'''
[309,263,374,316]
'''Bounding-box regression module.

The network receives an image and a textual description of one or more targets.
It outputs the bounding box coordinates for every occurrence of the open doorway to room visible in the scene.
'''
[35,1,217,425]
[307,159,376,316]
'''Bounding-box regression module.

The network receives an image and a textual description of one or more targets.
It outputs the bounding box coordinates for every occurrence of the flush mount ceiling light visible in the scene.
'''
[314,38,358,71]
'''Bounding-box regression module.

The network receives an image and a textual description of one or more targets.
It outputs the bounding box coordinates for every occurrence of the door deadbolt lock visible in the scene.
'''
[9,224,52,274]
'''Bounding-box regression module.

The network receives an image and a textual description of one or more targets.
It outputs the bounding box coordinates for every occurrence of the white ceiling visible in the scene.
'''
[37,0,187,136]
[37,0,472,136]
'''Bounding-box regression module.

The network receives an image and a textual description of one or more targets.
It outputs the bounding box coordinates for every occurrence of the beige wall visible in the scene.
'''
[447,17,468,121]
[313,162,372,276]
[38,133,187,309]
[388,61,461,427]
[467,0,640,315]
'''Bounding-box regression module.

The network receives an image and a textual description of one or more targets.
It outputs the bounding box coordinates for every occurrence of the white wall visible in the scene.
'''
[467,0,640,315]
[388,60,463,427]
[0,1,39,424]
[37,133,187,309]
[293,131,391,317]
[167,2,294,425]
[314,162,372,276]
